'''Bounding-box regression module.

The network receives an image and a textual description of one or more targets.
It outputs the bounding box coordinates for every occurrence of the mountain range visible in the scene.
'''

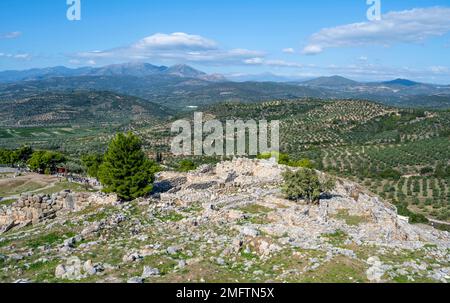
[0,63,226,83]
[0,63,449,110]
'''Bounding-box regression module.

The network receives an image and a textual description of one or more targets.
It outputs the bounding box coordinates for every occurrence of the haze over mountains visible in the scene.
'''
[0,63,226,83]
[0,62,449,110]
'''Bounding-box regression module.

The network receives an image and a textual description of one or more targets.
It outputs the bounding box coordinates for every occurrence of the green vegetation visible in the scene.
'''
[395,202,429,224]
[27,151,66,174]
[98,132,160,201]
[333,209,368,226]
[0,97,449,223]
[199,99,450,222]
[258,152,316,168]
[1,146,66,175]
[81,154,103,178]
[282,169,335,204]
[176,159,197,172]
[0,145,34,166]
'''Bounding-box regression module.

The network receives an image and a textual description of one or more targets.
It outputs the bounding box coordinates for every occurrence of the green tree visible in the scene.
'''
[435,163,450,178]
[14,146,34,164]
[27,151,66,174]
[81,154,104,178]
[0,149,14,165]
[282,168,335,204]
[98,132,160,201]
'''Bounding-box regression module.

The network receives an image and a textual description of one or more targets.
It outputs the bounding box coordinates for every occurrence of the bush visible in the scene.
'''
[282,168,335,204]
[420,166,434,176]
[98,132,160,201]
[395,202,429,224]
[177,159,197,172]
[291,158,315,169]
[378,168,402,180]
[434,163,450,178]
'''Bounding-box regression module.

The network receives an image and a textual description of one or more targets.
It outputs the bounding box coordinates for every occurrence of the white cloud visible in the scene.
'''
[244,57,264,65]
[303,7,450,55]
[282,48,295,54]
[0,52,31,60]
[302,45,323,55]
[74,32,264,66]
[132,32,217,50]
[0,31,21,39]
[430,66,449,74]
[244,57,303,68]
[13,53,31,59]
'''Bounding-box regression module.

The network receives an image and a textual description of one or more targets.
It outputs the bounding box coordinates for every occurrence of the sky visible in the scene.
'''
[1,0,450,83]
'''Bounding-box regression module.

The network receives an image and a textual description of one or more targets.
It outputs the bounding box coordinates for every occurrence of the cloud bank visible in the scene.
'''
[0,31,22,39]
[303,7,450,55]
[75,32,264,65]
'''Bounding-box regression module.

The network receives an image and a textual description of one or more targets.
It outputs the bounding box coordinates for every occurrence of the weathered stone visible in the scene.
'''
[142,266,160,278]
[127,277,144,283]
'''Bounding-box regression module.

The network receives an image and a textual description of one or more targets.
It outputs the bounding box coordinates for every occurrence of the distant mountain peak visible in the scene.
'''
[383,78,420,86]
[165,64,206,78]
[301,75,359,87]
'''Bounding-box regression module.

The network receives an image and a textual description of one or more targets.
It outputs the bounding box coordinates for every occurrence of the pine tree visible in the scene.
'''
[98,132,159,201]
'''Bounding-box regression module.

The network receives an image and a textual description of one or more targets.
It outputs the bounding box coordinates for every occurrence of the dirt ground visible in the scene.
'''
[0,173,60,198]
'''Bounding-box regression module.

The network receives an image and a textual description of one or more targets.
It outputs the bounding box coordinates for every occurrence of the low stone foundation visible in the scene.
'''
[0,191,117,233]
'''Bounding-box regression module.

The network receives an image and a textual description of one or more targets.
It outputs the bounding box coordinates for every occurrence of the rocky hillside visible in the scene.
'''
[0,159,449,283]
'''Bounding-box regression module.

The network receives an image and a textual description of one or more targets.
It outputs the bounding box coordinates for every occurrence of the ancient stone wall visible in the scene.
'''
[0,191,117,232]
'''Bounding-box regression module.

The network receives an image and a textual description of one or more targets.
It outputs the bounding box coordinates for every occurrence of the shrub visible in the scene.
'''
[282,168,335,204]
[291,158,315,169]
[177,159,197,172]
[420,166,434,176]
[395,202,429,224]
[98,132,160,201]
[378,168,402,180]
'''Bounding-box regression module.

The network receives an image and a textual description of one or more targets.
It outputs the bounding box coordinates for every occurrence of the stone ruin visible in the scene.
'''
[0,191,117,233]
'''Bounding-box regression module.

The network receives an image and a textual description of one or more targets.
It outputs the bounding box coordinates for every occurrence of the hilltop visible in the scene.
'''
[0,158,448,283]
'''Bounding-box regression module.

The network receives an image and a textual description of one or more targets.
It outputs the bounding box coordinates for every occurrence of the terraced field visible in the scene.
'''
[0,126,118,156]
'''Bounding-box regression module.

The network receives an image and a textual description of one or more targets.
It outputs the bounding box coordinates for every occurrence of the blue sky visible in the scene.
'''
[1,0,450,83]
